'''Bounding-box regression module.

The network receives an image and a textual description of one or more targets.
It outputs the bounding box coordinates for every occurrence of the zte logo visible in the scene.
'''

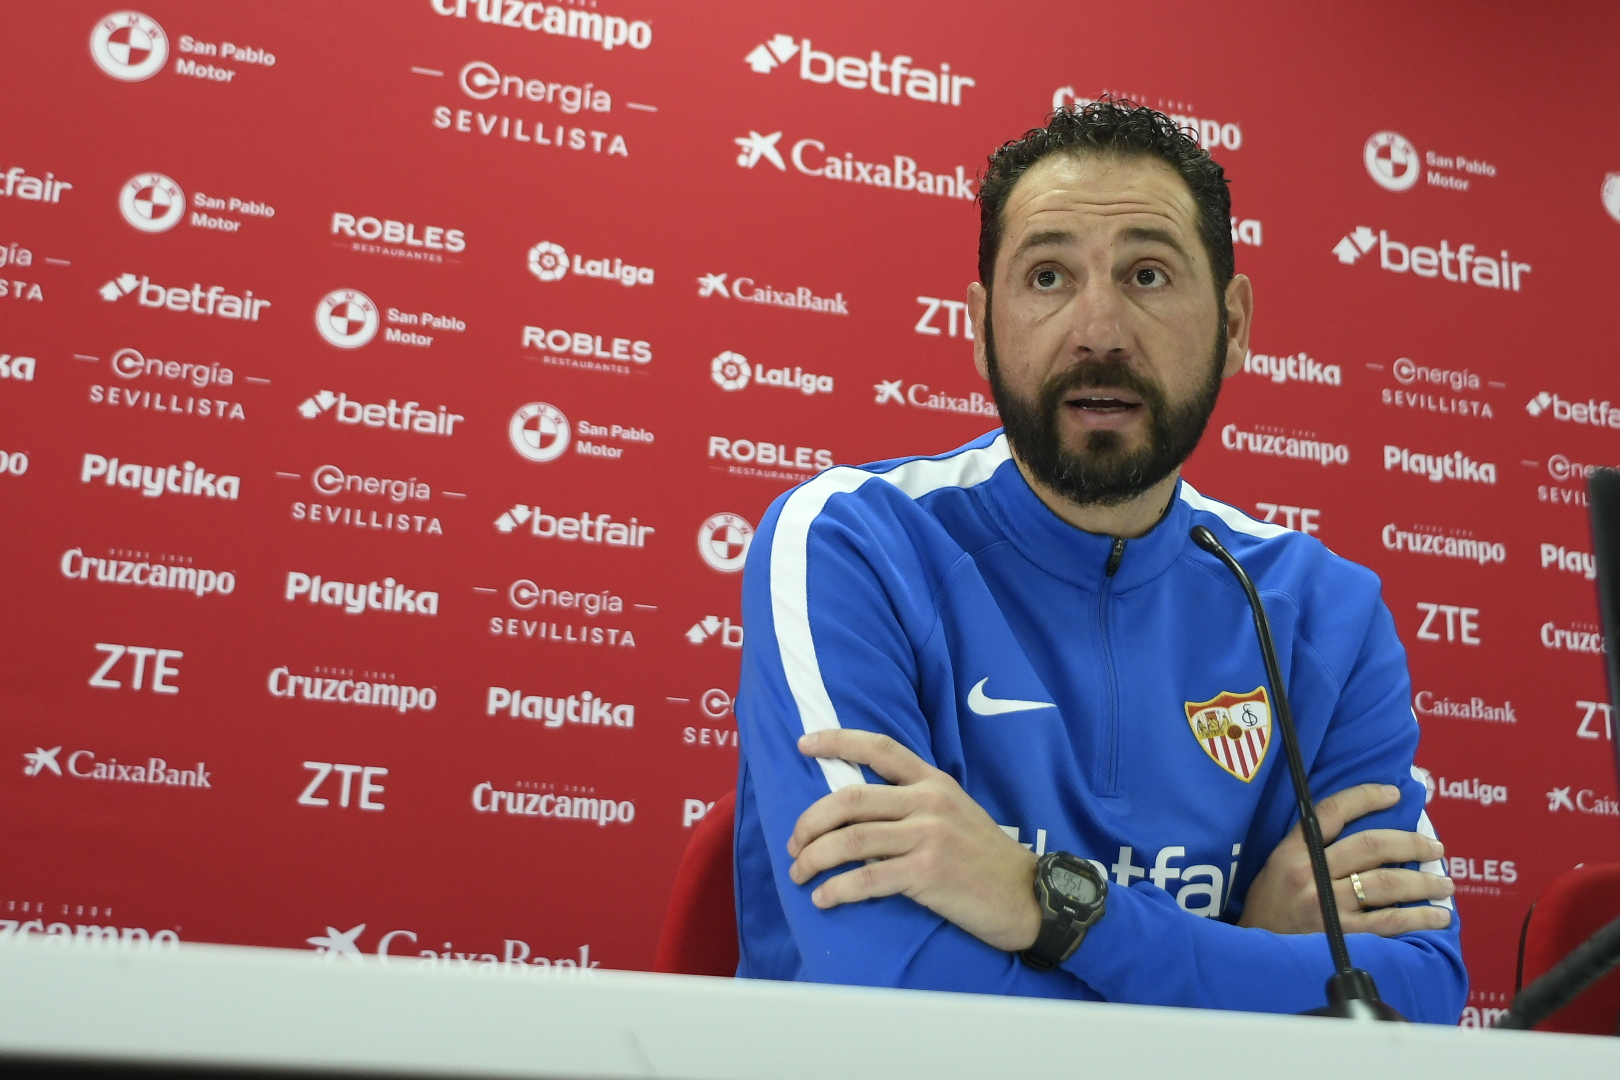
[299,762,386,811]
[89,643,182,693]
[1254,504,1319,534]
[1576,700,1614,741]
[915,296,973,339]
[1416,603,1480,645]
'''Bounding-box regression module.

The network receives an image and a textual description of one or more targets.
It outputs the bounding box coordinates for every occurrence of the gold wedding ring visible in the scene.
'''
[1350,871,1369,909]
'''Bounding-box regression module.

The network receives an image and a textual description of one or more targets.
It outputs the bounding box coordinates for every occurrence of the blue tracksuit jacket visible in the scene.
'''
[733,429,1467,1022]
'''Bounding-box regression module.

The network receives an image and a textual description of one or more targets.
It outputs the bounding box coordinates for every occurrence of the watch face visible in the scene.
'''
[1049,865,1099,905]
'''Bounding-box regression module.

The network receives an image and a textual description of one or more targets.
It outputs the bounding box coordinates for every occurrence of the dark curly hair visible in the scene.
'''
[977,100,1233,296]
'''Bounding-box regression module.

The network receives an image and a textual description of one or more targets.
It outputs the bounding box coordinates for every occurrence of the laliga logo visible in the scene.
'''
[528,241,568,282]
[711,351,750,391]
[1364,131,1420,192]
[698,513,753,573]
[119,172,184,233]
[315,289,378,349]
[1412,766,1437,804]
[510,402,570,462]
[90,11,168,82]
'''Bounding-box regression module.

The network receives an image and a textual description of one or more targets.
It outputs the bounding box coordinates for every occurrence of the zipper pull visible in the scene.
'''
[1105,537,1127,577]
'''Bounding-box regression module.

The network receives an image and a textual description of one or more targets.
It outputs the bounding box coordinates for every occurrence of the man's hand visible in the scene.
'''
[1239,783,1455,937]
[788,728,1041,952]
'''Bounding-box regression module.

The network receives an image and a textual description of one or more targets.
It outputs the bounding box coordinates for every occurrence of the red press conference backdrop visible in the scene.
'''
[2,0,1617,1025]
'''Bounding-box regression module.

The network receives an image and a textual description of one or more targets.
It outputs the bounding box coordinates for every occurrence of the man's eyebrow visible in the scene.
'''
[1010,229,1075,260]
[1120,225,1193,262]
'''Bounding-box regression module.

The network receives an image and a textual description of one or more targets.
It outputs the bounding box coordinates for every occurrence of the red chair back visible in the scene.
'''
[1517,862,1620,1034]
[653,790,738,976]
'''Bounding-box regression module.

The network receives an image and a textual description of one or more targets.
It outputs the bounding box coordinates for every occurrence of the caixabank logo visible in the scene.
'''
[744,34,974,106]
[1331,226,1530,292]
[697,271,848,316]
[734,130,975,200]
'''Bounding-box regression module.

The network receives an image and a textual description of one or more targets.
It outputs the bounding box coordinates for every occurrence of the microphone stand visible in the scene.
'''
[1191,526,1405,1020]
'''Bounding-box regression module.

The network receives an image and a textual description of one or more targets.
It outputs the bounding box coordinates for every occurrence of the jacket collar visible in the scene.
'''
[979,456,1192,592]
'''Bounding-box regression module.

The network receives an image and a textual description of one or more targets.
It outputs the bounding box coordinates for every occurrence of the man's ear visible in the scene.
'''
[1221,274,1254,379]
[968,282,989,381]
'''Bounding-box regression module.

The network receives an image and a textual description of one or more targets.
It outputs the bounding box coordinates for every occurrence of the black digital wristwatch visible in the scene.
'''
[1020,851,1108,970]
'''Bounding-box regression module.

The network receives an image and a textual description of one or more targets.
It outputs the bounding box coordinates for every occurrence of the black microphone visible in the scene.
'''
[1190,525,1406,1021]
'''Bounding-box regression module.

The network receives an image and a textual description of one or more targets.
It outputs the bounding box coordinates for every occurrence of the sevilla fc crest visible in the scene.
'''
[1185,687,1272,782]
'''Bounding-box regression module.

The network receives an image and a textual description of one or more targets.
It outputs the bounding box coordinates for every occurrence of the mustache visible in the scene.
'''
[1039,358,1166,410]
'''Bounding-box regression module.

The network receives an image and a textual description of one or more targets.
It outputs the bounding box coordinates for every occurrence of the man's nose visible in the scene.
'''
[1064,275,1131,359]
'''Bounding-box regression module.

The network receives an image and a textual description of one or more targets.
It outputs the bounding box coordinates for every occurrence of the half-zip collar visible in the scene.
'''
[978,458,1193,592]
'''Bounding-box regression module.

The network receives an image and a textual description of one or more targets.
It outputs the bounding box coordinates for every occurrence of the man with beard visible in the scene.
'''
[732,101,1465,1021]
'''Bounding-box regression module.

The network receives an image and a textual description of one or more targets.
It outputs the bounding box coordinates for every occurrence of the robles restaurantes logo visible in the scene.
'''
[697,272,848,316]
[744,34,974,106]
[734,130,975,200]
[332,212,465,264]
[119,173,184,233]
[99,272,269,320]
[526,241,652,287]
[91,11,168,81]
[315,289,378,348]
[1332,226,1530,292]
[710,351,833,396]
[80,453,240,500]
[697,513,753,573]
[298,390,464,437]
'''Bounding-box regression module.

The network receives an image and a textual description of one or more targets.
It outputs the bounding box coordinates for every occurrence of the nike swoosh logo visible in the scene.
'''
[966,677,1055,716]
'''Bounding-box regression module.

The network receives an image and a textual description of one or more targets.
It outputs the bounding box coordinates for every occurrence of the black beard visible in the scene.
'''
[984,305,1227,510]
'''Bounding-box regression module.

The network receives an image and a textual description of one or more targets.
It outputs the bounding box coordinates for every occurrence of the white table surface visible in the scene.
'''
[0,937,1615,1078]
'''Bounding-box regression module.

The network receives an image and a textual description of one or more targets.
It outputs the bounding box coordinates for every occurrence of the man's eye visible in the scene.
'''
[1034,269,1061,289]
[1134,268,1167,287]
